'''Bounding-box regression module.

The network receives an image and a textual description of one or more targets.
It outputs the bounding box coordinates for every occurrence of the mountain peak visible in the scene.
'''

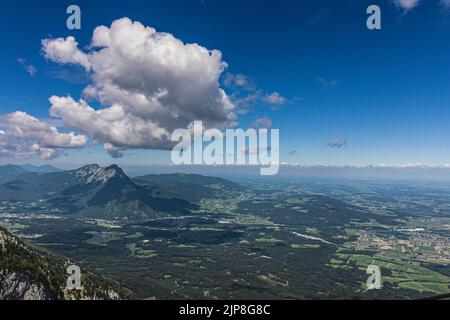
[79,164,101,171]
[106,164,125,174]
[73,164,128,184]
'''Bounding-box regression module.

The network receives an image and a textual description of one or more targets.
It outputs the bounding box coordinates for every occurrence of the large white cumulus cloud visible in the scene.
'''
[49,96,171,151]
[42,36,91,71]
[42,17,237,157]
[0,112,88,160]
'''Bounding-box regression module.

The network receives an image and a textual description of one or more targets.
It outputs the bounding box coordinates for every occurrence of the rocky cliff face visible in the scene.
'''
[0,272,53,300]
[0,227,134,300]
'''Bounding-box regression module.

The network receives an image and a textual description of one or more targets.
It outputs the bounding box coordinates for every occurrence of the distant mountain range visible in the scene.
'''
[0,227,133,300]
[0,164,61,184]
[134,173,240,202]
[0,164,240,220]
[18,164,62,173]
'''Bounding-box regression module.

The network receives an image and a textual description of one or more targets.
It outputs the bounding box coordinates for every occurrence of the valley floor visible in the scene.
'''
[1,179,450,300]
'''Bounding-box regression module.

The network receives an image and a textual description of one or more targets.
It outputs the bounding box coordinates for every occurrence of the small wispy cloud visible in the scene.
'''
[224,73,249,88]
[250,117,273,129]
[224,72,290,113]
[287,150,297,156]
[327,138,347,149]
[439,0,450,10]
[263,92,287,105]
[17,58,37,77]
[392,0,420,11]
[318,77,337,90]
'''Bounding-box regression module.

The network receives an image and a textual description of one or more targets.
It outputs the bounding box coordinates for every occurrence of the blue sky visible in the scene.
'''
[1,0,450,169]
